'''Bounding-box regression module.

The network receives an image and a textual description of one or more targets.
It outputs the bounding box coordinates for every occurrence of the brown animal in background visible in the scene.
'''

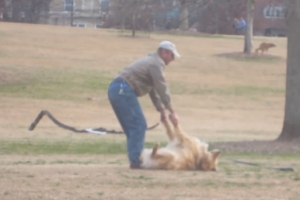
[255,42,276,54]
[140,118,220,171]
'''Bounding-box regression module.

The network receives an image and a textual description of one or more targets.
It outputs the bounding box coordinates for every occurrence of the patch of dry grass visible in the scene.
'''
[0,155,299,200]
[0,22,295,200]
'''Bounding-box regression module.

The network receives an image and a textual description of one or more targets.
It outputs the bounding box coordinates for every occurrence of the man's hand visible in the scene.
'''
[169,112,179,127]
[160,109,167,123]
[159,109,179,126]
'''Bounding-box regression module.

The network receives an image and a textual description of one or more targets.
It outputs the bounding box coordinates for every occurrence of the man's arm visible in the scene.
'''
[149,89,178,125]
[149,64,178,126]
[149,64,172,111]
[149,89,163,111]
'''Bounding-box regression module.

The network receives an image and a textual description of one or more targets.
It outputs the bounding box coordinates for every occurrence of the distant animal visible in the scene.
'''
[140,117,220,171]
[255,42,276,54]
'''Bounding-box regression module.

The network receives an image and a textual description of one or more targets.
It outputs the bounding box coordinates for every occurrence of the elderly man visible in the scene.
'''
[107,41,180,169]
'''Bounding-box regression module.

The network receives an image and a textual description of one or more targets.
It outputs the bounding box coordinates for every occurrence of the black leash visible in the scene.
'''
[228,159,295,172]
[28,110,159,134]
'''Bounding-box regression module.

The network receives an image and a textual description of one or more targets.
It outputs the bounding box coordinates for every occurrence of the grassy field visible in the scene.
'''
[0,22,299,200]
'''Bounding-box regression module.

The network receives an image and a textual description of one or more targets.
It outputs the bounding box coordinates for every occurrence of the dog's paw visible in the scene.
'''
[151,142,160,158]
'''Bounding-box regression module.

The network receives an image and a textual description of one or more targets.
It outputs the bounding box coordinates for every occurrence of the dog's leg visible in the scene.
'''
[150,143,176,170]
[167,114,189,143]
[151,143,160,158]
[173,126,188,143]
[150,143,172,160]
[162,120,175,141]
[164,117,191,145]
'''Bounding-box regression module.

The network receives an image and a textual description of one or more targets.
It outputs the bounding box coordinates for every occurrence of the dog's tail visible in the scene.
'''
[28,110,159,134]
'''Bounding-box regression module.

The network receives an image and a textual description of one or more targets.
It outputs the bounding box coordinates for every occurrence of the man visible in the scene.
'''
[107,41,180,169]
[233,17,246,35]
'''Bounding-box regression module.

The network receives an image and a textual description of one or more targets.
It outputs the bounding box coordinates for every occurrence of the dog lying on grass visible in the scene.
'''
[255,42,276,54]
[140,117,220,171]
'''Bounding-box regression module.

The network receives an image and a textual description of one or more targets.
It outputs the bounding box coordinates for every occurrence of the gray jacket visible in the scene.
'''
[118,53,172,111]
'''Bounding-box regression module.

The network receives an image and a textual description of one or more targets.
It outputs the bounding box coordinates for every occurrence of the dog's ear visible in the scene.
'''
[211,149,220,160]
[210,149,220,172]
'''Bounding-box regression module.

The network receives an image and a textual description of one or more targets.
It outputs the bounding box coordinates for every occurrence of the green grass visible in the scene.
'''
[0,67,112,100]
[195,85,284,96]
[1,159,103,166]
[3,191,9,196]
[0,139,165,155]
[223,152,300,159]
[0,136,297,159]
[169,82,284,96]
[0,139,126,155]
[0,64,284,100]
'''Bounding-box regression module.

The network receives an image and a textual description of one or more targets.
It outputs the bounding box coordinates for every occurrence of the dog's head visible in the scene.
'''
[197,149,220,171]
[269,43,276,48]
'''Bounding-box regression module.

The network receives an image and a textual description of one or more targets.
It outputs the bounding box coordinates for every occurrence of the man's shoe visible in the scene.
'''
[130,163,141,169]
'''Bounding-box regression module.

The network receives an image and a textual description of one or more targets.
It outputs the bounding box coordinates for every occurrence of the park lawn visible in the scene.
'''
[1,22,298,200]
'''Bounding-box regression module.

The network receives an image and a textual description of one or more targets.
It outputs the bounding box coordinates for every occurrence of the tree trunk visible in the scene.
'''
[277,0,300,142]
[179,0,189,30]
[70,0,74,26]
[132,13,136,37]
[243,0,254,54]
[215,12,219,34]
[70,9,73,26]
[131,0,137,37]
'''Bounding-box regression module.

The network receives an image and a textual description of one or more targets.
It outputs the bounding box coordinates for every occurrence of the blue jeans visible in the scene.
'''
[107,77,147,165]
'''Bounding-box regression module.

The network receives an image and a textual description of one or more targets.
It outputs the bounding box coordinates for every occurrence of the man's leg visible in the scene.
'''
[108,79,147,167]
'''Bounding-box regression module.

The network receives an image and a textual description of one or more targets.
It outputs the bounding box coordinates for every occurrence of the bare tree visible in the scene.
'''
[179,0,213,31]
[179,0,189,30]
[110,0,154,37]
[277,0,300,141]
[108,0,213,34]
[1,0,51,23]
[243,0,254,54]
[0,0,6,20]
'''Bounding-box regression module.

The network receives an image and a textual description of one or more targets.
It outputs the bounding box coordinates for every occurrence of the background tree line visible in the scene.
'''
[0,0,52,23]
[0,0,246,34]
[107,0,245,34]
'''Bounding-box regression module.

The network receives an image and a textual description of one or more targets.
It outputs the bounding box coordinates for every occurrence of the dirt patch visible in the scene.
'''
[216,52,283,61]
[0,71,18,84]
[212,139,300,154]
[0,66,30,84]
[1,155,299,200]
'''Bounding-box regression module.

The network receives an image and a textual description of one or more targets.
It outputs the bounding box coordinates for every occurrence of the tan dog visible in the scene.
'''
[255,42,276,54]
[140,119,220,171]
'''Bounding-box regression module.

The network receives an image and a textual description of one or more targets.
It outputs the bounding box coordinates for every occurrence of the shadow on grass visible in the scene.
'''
[211,139,300,154]
[215,52,284,63]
